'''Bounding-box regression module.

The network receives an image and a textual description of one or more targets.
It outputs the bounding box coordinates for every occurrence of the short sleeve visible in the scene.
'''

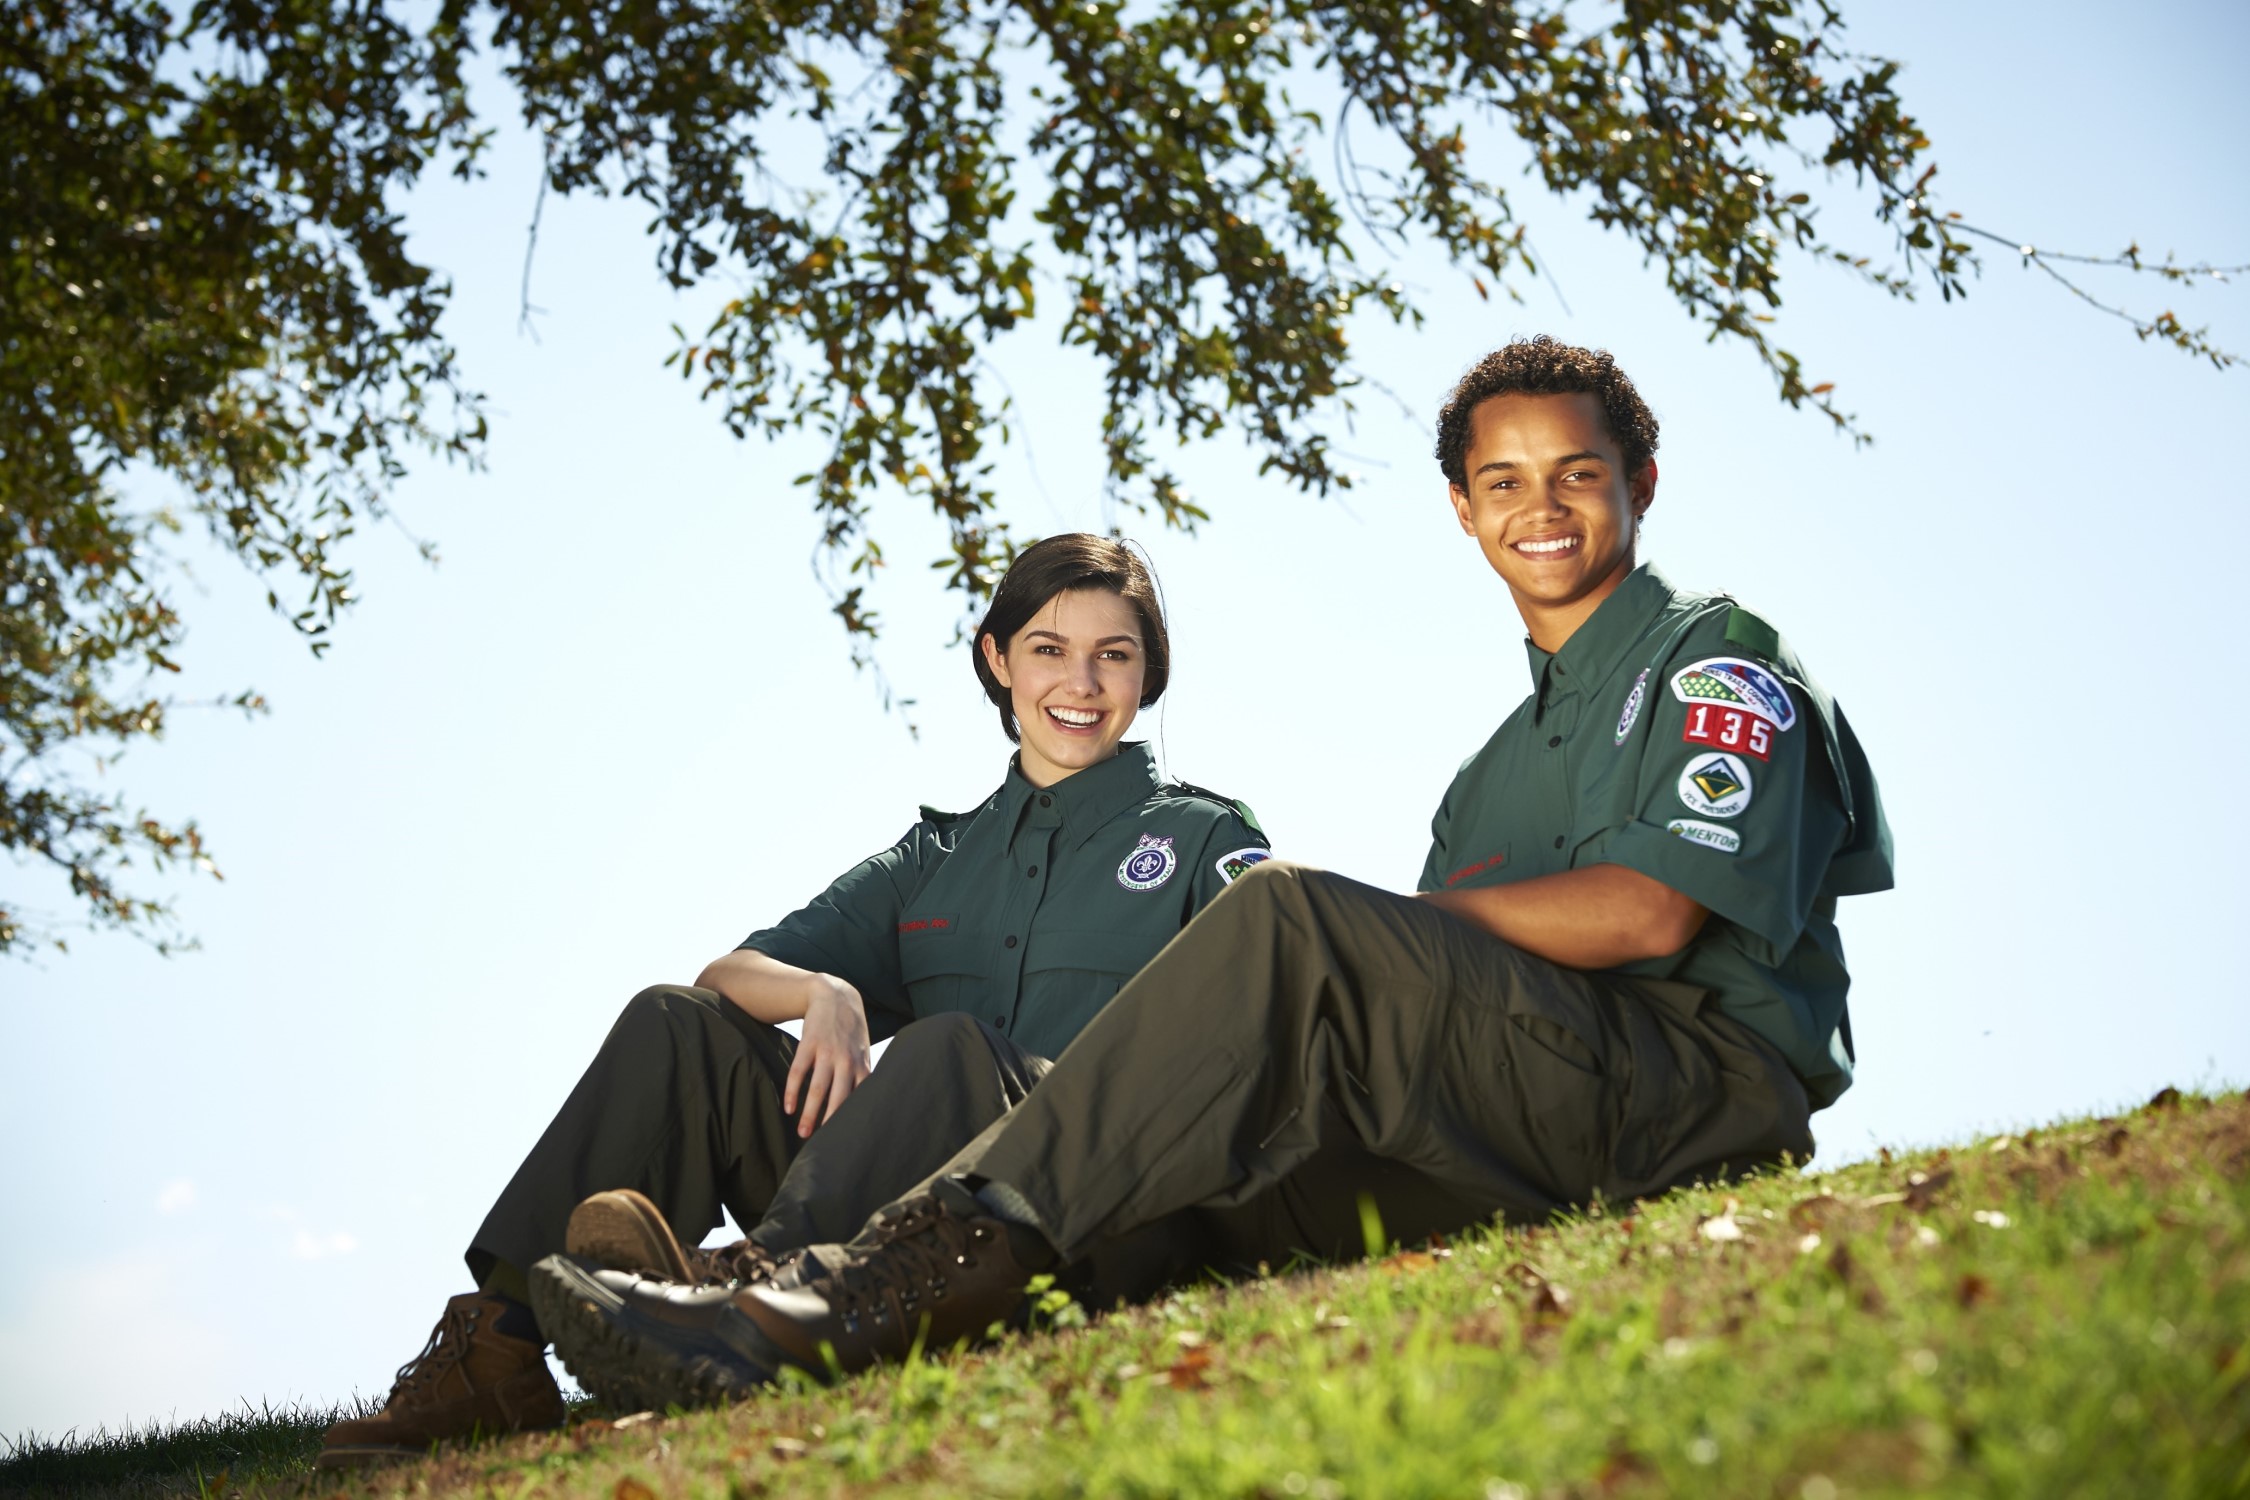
[1599,656,1848,954]
[1417,781,1458,895]
[737,828,932,1033]
[1188,812,1273,912]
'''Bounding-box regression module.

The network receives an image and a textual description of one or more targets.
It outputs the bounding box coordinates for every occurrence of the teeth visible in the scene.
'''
[1048,707,1101,726]
[1517,535,1579,555]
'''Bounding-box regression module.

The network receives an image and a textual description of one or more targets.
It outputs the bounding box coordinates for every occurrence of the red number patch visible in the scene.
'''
[1681,704,1774,761]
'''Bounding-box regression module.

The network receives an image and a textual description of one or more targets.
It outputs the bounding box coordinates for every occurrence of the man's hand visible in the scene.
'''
[784,974,873,1138]
[1419,863,1707,969]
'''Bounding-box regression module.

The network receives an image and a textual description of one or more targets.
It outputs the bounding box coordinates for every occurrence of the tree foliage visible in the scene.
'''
[2,0,2236,953]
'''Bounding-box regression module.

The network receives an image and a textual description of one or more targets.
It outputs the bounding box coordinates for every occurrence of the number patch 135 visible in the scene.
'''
[1682,704,1774,761]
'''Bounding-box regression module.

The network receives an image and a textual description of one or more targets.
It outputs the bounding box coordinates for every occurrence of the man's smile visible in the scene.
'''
[1513,533,1582,557]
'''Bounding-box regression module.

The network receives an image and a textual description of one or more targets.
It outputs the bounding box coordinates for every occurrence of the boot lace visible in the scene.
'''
[687,1239,781,1287]
[813,1196,995,1330]
[384,1300,479,1405]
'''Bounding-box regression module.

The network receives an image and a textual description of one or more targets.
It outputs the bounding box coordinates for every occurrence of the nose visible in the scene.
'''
[1063,651,1102,697]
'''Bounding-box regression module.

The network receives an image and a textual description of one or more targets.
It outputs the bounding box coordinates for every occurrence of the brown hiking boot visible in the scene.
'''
[316,1292,563,1467]
[566,1188,781,1286]
[736,1185,1043,1378]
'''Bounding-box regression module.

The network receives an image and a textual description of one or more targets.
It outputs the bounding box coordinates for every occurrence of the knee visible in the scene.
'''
[882,1011,991,1066]
[612,983,723,1041]
[1226,858,1315,916]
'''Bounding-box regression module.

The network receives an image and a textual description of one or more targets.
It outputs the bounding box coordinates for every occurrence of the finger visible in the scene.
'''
[798,1058,833,1138]
[783,1043,812,1116]
[821,1067,857,1127]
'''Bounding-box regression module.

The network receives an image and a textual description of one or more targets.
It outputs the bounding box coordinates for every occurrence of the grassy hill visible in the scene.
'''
[7,1089,2246,1499]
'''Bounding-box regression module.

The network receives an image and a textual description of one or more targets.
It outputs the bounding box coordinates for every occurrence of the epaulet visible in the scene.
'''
[1722,603,1783,662]
[1164,779,1266,839]
[917,803,970,826]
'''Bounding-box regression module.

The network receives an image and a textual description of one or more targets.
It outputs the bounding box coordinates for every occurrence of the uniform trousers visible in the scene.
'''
[466,990,1049,1292]
[933,861,1816,1268]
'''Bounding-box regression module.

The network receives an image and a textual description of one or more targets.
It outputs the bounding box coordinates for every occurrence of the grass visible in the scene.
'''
[7,1088,2247,1499]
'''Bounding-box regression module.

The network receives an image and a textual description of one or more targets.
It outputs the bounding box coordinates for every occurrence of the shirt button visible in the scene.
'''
[1039,795,1052,808]
[992,1014,1007,1030]
[1004,935,1018,948]
[1026,865,1039,878]
[1547,735,1562,748]
[1553,835,1565,849]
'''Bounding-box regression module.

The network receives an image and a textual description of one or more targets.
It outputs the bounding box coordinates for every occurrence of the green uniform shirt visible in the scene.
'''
[740,742,1269,1061]
[1419,564,1892,1108]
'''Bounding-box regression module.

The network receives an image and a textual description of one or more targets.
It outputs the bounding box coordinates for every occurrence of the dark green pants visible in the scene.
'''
[940,862,1814,1266]
[467,989,1049,1289]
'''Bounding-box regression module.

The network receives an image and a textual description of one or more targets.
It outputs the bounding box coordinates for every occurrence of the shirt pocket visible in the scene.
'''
[1018,929,1163,1049]
[897,917,981,1014]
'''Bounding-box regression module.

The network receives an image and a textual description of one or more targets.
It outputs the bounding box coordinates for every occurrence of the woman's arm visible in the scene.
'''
[696,948,874,1138]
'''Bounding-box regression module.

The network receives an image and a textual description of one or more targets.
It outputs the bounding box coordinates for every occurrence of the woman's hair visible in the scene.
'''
[972,533,1171,743]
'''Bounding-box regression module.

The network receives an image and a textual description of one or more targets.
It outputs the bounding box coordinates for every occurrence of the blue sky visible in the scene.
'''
[5,0,2247,1441]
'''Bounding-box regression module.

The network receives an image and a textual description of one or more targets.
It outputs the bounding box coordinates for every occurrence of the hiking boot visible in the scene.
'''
[735,1185,1042,1378]
[315,1292,563,1467]
[530,1255,784,1410]
[566,1188,782,1287]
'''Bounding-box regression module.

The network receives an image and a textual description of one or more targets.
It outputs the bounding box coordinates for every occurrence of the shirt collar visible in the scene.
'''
[1522,562,1678,695]
[1001,741,1162,849]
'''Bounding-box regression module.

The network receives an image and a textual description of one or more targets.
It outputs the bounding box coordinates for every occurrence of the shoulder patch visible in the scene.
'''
[1723,606,1782,662]
[1165,779,1265,839]
[1214,846,1273,885]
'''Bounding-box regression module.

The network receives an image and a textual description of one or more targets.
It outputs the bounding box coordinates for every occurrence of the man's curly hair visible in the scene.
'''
[1434,336,1660,489]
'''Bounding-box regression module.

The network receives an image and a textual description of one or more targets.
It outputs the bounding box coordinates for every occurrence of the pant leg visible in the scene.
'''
[947,861,1811,1261]
[466,985,800,1287]
[749,1013,1050,1254]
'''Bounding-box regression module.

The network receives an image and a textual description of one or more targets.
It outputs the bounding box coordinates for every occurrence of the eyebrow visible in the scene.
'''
[1473,450,1609,476]
[1024,629,1140,647]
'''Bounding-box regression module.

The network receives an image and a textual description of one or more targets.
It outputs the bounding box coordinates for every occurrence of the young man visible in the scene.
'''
[533,336,1893,1404]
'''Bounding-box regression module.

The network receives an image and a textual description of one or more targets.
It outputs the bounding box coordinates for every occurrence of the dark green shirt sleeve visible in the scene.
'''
[737,824,934,1033]
[1599,663,1849,955]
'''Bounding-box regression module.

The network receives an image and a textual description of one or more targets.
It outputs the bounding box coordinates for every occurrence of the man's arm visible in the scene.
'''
[1418,863,1707,969]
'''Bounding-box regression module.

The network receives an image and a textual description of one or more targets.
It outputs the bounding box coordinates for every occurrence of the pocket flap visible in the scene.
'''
[898,919,982,983]
[1022,928,1157,977]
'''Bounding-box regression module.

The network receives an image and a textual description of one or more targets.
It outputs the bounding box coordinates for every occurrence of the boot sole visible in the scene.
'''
[530,1256,779,1411]
[565,1190,695,1283]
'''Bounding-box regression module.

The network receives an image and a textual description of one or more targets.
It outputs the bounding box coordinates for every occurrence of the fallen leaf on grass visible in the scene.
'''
[768,1437,808,1461]
[1957,1273,1992,1308]
[612,1412,660,1430]
[1789,1193,1844,1230]
[1380,1250,1440,1275]
[614,1479,657,1500]
[1166,1347,1214,1390]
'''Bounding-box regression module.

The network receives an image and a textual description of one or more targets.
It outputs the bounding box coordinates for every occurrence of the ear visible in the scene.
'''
[979,631,1013,689]
[1630,460,1658,520]
[1448,483,1477,538]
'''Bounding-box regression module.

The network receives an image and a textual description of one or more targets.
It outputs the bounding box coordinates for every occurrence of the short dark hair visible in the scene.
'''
[972,533,1171,744]
[1433,335,1660,489]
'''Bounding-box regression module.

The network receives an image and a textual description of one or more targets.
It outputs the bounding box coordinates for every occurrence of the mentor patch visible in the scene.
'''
[1117,833,1179,891]
[1677,753,1755,818]
[1667,818,1742,855]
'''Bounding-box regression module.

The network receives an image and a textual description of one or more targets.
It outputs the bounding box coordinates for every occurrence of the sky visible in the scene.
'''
[5,0,2248,1443]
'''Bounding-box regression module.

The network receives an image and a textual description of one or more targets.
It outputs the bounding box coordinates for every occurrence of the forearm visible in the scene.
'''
[695,947,851,1024]
[1417,862,1706,969]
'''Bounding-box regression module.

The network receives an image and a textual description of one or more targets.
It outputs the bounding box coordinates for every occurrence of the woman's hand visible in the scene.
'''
[784,974,873,1138]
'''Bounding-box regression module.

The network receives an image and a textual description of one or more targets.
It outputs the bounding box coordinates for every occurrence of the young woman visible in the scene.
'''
[319,534,1268,1464]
